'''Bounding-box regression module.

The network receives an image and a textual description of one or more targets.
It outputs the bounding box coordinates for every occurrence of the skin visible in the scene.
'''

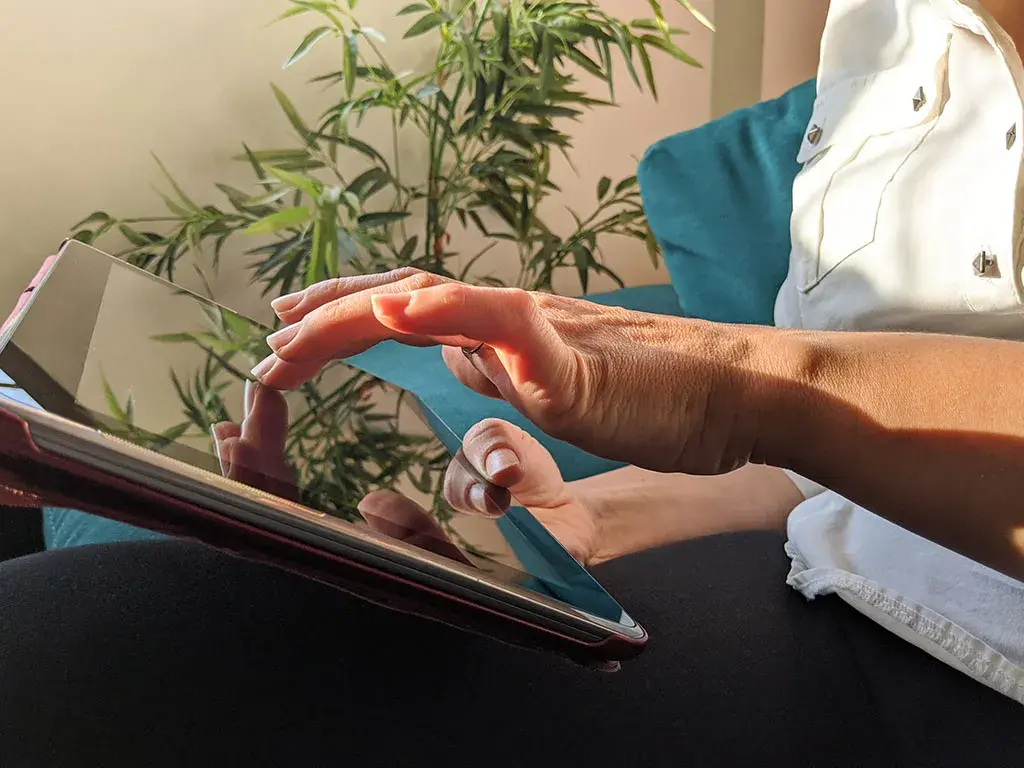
[251,271,1024,581]
[981,1,1024,50]
[235,3,1024,575]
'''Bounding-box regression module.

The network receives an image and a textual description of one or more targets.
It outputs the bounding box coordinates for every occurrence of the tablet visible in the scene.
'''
[0,240,646,664]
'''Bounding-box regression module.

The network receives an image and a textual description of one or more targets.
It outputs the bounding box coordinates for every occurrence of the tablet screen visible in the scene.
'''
[0,242,631,626]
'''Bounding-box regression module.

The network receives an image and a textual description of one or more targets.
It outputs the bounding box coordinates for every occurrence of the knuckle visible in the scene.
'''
[403,270,442,292]
[436,282,468,308]
[388,266,421,281]
[466,417,515,446]
[306,277,346,302]
[502,287,534,310]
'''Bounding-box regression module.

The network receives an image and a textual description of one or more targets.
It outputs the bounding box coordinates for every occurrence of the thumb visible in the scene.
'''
[459,419,572,510]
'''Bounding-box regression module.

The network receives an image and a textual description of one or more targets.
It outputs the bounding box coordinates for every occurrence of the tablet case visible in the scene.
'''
[0,405,645,667]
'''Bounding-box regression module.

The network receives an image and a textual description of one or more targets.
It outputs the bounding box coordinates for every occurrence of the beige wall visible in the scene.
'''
[0,0,718,318]
[762,0,828,100]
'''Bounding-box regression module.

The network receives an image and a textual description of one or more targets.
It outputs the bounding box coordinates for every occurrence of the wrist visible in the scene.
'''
[565,480,628,566]
[722,326,827,473]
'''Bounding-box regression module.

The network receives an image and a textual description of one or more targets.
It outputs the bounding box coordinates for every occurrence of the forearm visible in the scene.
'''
[568,463,803,563]
[760,330,1024,580]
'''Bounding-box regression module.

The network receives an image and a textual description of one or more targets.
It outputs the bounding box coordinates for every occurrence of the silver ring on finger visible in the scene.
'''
[462,342,486,360]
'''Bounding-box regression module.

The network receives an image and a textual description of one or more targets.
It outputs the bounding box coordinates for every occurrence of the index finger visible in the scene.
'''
[266,270,447,363]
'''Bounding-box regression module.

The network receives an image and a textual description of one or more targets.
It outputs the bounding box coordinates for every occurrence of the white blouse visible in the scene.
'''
[776,0,1024,703]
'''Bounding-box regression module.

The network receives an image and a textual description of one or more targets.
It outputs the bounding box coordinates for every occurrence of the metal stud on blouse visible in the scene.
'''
[912,86,927,112]
[973,251,998,277]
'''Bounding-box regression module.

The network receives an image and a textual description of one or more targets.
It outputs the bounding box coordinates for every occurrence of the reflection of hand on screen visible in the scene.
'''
[210,380,476,567]
[211,381,298,502]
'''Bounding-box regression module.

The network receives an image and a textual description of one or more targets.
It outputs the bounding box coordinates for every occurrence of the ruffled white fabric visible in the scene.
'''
[786,494,1024,705]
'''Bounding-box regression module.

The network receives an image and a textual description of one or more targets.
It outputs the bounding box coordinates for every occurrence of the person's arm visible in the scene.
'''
[570,463,803,564]
[760,330,1024,581]
[447,418,805,566]
[255,271,1024,578]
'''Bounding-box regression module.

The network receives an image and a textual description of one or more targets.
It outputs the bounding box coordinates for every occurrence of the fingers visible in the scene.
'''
[266,270,448,363]
[369,284,573,403]
[357,490,473,566]
[249,354,328,394]
[271,268,427,325]
[371,284,546,354]
[239,381,289,454]
[210,383,297,499]
[211,421,241,476]
[443,451,512,518]
[443,419,571,515]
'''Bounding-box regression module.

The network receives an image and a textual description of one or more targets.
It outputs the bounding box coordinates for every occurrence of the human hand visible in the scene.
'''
[443,418,608,567]
[210,384,608,567]
[253,270,779,475]
[210,381,297,502]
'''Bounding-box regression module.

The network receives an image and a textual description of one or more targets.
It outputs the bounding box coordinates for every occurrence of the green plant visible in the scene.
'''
[80,0,704,527]
[73,0,703,294]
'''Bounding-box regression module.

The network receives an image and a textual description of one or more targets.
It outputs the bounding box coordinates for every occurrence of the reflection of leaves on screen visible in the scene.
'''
[100,374,193,454]
[97,307,475,549]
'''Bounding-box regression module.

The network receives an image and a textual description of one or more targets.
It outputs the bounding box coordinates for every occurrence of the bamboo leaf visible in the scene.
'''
[151,154,200,212]
[347,168,391,199]
[597,176,612,201]
[641,34,702,68]
[70,211,111,230]
[416,83,441,100]
[359,27,386,42]
[244,206,313,234]
[243,187,292,207]
[101,376,128,422]
[271,83,312,141]
[358,211,411,228]
[242,143,267,180]
[571,244,592,294]
[315,132,390,171]
[404,13,444,39]
[322,205,339,278]
[398,236,419,262]
[284,26,332,69]
[675,0,714,30]
[265,166,322,199]
[644,223,661,267]
[615,175,638,195]
[343,33,358,96]
[397,3,429,15]
[308,218,326,285]
[638,45,658,100]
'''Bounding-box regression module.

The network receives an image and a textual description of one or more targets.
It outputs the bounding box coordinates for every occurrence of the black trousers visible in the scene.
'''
[1,532,1021,767]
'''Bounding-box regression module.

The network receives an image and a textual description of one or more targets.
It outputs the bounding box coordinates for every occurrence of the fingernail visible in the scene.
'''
[266,324,300,352]
[243,379,257,416]
[468,484,491,515]
[251,355,276,381]
[371,293,413,318]
[271,291,304,315]
[484,448,519,481]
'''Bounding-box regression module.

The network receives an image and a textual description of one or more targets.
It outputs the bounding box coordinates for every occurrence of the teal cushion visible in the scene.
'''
[44,284,683,549]
[638,79,815,326]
